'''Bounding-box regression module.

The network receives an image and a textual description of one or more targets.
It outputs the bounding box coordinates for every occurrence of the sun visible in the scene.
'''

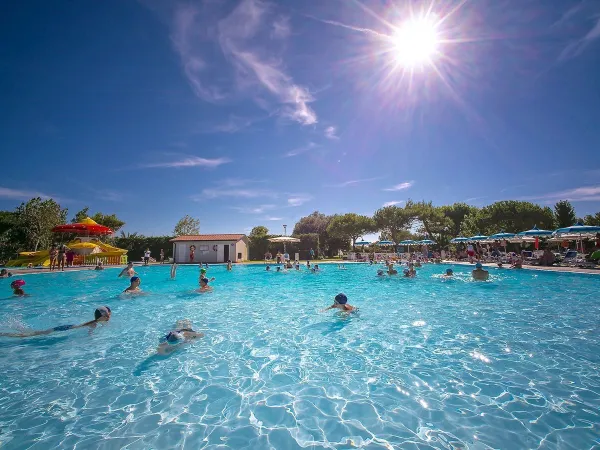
[390,17,440,68]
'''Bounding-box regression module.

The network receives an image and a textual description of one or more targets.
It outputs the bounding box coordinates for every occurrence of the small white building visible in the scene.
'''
[170,234,249,264]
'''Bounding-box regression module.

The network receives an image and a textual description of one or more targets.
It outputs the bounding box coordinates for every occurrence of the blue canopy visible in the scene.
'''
[488,232,515,240]
[468,235,489,241]
[554,222,600,235]
[518,225,553,237]
[450,237,469,243]
[399,240,417,245]
[418,239,436,245]
[377,240,395,245]
[355,241,371,246]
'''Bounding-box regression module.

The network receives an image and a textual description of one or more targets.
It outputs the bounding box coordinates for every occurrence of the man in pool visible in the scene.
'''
[156,320,204,355]
[387,263,398,275]
[198,268,215,292]
[322,293,356,312]
[443,268,453,277]
[0,306,111,338]
[472,262,489,281]
[123,276,142,293]
[377,269,385,277]
[118,262,136,278]
[266,265,270,271]
[0,269,12,278]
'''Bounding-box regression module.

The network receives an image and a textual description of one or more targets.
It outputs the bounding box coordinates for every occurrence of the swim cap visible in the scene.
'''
[200,268,207,273]
[11,279,25,288]
[94,306,111,320]
[475,263,483,269]
[334,293,348,304]
[403,268,410,273]
[165,331,184,343]
[131,276,140,283]
[446,269,453,274]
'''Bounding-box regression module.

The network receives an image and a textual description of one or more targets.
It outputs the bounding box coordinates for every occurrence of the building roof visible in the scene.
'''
[170,234,247,242]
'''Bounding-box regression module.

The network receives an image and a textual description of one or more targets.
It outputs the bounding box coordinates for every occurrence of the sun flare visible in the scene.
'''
[390,18,440,68]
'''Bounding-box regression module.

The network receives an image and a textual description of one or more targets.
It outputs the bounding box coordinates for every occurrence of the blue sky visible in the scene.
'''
[1,0,599,236]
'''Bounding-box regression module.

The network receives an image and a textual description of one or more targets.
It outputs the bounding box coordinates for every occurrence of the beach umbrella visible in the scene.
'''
[418,239,436,245]
[517,225,553,237]
[268,235,300,253]
[450,237,469,243]
[488,232,516,240]
[377,240,395,245]
[399,240,416,245]
[553,222,600,253]
[467,235,488,241]
[355,241,371,246]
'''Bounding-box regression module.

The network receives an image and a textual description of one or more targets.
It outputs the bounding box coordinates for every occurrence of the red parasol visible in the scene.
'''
[52,217,113,236]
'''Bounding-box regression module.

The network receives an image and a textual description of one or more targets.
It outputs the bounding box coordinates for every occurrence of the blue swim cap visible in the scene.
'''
[475,263,483,269]
[334,293,347,304]
[131,276,140,283]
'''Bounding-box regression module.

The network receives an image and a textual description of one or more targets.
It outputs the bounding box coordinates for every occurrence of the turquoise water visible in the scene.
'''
[1,263,599,449]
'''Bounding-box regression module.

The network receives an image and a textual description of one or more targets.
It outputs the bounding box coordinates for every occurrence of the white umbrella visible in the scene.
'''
[268,236,300,253]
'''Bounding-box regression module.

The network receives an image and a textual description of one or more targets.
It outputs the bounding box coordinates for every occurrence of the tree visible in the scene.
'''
[410,201,454,245]
[15,197,68,251]
[554,200,577,228]
[441,203,479,237]
[460,201,555,235]
[584,212,600,226]
[292,211,330,235]
[72,207,90,223]
[327,214,375,249]
[248,226,271,260]
[173,215,200,236]
[373,205,414,243]
[72,207,125,232]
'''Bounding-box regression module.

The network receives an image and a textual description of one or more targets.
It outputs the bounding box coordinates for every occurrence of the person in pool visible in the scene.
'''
[387,263,398,275]
[123,276,142,293]
[266,265,271,271]
[10,279,28,296]
[377,269,385,277]
[227,260,232,271]
[472,263,489,281]
[0,269,12,278]
[198,268,215,292]
[407,262,417,277]
[94,261,104,271]
[171,262,178,279]
[0,306,111,338]
[118,262,136,278]
[322,293,356,312]
[311,264,320,273]
[443,268,453,277]
[156,320,204,355]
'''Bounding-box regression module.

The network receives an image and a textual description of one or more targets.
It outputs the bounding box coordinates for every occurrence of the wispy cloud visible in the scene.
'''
[328,177,382,188]
[463,196,487,203]
[285,142,318,157]
[306,15,388,40]
[194,115,259,134]
[0,186,58,201]
[521,185,600,202]
[265,216,282,221]
[232,204,276,214]
[271,16,291,39]
[324,126,339,140]
[556,2,600,61]
[383,181,414,191]
[383,200,404,207]
[197,188,276,201]
[140,156,231,169]
[287,195,312,207]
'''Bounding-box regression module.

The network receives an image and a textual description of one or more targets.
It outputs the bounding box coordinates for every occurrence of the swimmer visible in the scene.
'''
[472,263,489,281]
[313,264,320,272]
[227,260,232,271]
[118,262,136,278]
[443,268,453,277]
[321,293,356,312]
[123,276,142,293]
[0,306,111,338]
[387,263,398,275]
[306,261,311,268]
[414,261,422,268]
[156,320,204,355]
[0,269,12,278]
[408,262,417,277]
[295,261,300,270]
[170,262,178,279]
[266,265,271,271]
[94,261,104,271]
[377,269,385,277]
[497,262,503,268]
[198,268,215,292]
[403,268,411,277]
[10,279,28,296]
[276,266,281,272]
[511,257,523,269]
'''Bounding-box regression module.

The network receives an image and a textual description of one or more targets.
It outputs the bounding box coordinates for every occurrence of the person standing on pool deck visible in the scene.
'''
[309,248,315,261]
[57,244,67,271]
[123,276,142,293]
[49,244,58,271]
[472,263,489,281]
[118,262,136,278]
[0,307,111,338]
[322,293,356,312]
[467,244,475,263]
[144,248,151,266]
[160,249,165,264]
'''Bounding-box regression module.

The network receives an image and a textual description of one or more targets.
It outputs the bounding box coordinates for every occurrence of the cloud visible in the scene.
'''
[287,195,312,206]
[463,196,487,203]
[557,2,600,61]
[285,142,318,157]
[265,216,282,221]
[232,204,276,214]
[271,16,290,39]
[194,115,258,134]
[324,126,339,140]
[0,186,57,201]
[141,156,231,169]
[522,185,600,202]
[383,200,404,207]
[197,188,276,200]
[383,181,414,191]
[328,177,382,188]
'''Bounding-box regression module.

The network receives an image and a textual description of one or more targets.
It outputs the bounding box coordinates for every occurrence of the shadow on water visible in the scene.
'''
[302,314,358,336]
[0,334,71,348]
[133,354,169,376]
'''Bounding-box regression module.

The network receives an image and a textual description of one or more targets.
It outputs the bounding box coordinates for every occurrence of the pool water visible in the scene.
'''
[0,263,599,449]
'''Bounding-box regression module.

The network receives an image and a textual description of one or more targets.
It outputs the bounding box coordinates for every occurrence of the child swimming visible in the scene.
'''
[322,293,356,312]
[10,279,27,297]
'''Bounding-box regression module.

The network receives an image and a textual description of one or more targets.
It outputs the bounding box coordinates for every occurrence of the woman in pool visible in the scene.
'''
[123,276,142,293]
[156,320,204,355]
[227,260,232,271]
[387,263,398,275]
[377,269,385,277]
[0,306,111,338]
[265,265,270,271]
[322,293,356,312]
[10,279,28,296]
[198,268,215,292]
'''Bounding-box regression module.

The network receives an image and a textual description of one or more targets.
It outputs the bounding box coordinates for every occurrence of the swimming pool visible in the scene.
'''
[0,263,598,449]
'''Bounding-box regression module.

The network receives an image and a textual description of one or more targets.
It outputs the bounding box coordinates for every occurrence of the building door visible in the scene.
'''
[223,244,230,262]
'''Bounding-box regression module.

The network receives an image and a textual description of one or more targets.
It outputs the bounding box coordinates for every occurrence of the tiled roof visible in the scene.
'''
[170,234,246,242]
